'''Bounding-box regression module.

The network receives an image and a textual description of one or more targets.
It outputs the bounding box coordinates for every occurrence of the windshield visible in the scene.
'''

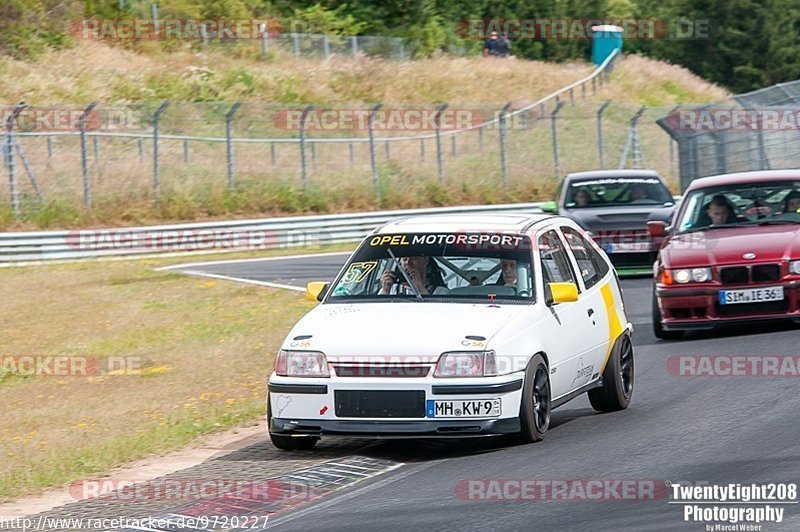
[675,180,800,233]
[565,177,674,208]
[328,232,535,303]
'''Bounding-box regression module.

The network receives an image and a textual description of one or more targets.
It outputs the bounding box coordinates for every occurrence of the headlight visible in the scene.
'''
[790,260,800,275]
[434,351,497,378]
[275,350,329,378]
[670,268,711,284]
[674,269,692,284]
[691,267,712,283]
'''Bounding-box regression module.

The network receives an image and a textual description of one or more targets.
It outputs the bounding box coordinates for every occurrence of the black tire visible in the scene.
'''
[652,290,683,340]
[509,354,551,444]
[267,399,319,451]
[588,333,634,412]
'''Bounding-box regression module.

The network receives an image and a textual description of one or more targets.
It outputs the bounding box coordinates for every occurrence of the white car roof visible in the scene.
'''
[374,213,558,234]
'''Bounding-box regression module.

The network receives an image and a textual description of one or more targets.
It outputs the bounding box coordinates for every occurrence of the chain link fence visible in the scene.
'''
[0,52,689,219]
[658,80,800,191]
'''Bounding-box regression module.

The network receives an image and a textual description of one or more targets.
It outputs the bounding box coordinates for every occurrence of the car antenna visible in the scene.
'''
[387,247,423,301]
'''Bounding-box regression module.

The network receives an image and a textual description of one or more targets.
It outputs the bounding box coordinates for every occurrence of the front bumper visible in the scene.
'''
[656,282,800,330]
[269,417,521,438]
[267,374,525,439]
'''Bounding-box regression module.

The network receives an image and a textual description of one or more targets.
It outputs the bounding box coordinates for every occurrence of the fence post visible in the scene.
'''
[46,136,53,159]
[311,142,317,172]
[77,102,98,208]
[151,3,159,35]
[596,99,612,169]
[152,99,170,196]
[451,135,457,156]
[292,33,300,57]
[323,35,330,58]
[349,143,354,164]
[3,105,25,217]
[138,138,144,161]
[299,104,314,189]
[260,29,268,57]
[618,106,647,169]
[498,102,511,190]
[420,139,425,161]
[368,103,383,201]
[384,141,390,160]
[434,103,448,185]
[271,143,277,166]
[93,136,100,162]
[478,126,484,152]
[668,104,680,177]
[201,23,209,47]
[225,102,242,192]
[551,101,565,179]
[351,36,358,56]
[183,139,189,164]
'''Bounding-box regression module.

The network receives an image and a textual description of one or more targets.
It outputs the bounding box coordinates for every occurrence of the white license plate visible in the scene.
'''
[718,286,784,305]
[426,398,500,418]
[604,242,651,253]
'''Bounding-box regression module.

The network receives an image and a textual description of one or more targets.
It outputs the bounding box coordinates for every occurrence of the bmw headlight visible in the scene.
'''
[671,268,712,284]
[673,269,692,284]
[691,267,712,283]
[790,260,800,275]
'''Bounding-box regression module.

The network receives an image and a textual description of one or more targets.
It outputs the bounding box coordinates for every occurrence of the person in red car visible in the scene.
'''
[783,191,800,213]
[706,195,739,226]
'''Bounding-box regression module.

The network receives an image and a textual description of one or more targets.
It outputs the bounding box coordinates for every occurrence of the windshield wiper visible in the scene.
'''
[387,247,423,301]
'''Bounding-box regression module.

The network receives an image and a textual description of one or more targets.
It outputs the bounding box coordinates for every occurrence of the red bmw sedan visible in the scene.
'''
[650,170,800,339]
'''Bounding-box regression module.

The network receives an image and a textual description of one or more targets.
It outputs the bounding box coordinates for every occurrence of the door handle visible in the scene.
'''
[587,308,595,317]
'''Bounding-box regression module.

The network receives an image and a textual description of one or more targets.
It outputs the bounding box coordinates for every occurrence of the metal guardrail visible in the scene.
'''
[0,202,545,264]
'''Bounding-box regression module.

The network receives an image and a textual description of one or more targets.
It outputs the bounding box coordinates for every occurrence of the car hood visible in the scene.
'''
[567,205,675,231]
[281,302,530,359]
[662,224,800,268]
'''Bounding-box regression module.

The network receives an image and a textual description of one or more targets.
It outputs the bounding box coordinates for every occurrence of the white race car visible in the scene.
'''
[268,214,633,450]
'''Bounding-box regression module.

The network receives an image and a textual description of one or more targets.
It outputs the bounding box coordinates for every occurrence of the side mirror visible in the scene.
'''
[647,220,667,238]
[540,201,558,214]
[306,281,328,302]
[545,282,579,306]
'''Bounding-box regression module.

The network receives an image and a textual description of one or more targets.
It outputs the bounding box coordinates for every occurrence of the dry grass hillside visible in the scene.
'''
[0,41,728,105]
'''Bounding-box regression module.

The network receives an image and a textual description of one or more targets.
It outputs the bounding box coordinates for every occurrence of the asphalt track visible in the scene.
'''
[162,253,800,532]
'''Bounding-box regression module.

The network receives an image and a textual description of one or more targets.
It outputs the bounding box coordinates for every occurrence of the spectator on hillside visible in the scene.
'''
[484,31,511,58]
[483,31,501,57]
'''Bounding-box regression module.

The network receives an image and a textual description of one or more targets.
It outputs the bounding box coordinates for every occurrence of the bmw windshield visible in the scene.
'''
[675,180,800,234]
[328,232,535,303]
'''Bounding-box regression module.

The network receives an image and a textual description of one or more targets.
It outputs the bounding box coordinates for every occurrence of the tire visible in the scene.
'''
[267,398,319,451]
[652,290,683,340]
[588,333,634,412]
[509,354,551,444]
